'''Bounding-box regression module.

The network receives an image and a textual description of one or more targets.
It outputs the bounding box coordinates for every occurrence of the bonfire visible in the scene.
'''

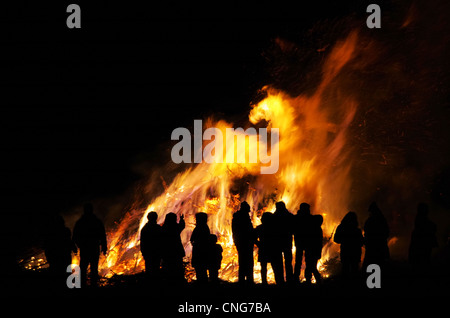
[61,31,362,284]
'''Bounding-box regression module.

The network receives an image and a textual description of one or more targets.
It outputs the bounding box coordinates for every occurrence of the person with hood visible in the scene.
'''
[363,202,390,270]
[44,214,77,276]
[161,212,186,281]
[334,211,364,278]
[408,203,438,272]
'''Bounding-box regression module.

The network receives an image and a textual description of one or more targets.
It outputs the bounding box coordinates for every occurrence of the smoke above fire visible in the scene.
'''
[61,1,450,281]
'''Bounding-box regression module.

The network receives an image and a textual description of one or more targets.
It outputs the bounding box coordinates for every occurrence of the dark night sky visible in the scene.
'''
[3,0,449,253]
[2,6,357,196]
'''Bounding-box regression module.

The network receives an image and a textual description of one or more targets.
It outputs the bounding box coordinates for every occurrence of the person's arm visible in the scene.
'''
[178,214,185,233]
[140,226,147,253]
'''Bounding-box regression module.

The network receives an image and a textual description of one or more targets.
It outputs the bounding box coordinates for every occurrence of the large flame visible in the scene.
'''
[74,31,360,283]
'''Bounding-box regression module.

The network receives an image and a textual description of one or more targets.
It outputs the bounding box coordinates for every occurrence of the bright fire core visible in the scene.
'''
[71,32,361,283]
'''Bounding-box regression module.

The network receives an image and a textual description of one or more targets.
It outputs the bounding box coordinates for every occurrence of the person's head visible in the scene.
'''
[261,212,273,224]
[314,214,324,227]
[147,211,158,224]
[195,212,208,225]
[239,201,250,213]
[83,203,94,215]
[164,212,177,225]
[368,201,381,215]
[341,211,358,228]
[209,234,218,244]
[299,202,311,215]
[275,201,286,211]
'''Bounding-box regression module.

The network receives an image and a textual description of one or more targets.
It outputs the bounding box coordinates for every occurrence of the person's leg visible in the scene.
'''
[304,253,313,283]
[284,247,293,282]
[294,248,303,282]
[237,250,245,283]
[312,258,321,283]
[271,252,284,285]
[195,265,208,283]
[260,261,268,284]
[209,267,219,283]
[246,248,254,283]
[149,256,161,279]
[89,250,100,285]
[79,249,88,287]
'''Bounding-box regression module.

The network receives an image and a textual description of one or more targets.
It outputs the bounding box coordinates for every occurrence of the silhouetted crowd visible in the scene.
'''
[44,200,438,286]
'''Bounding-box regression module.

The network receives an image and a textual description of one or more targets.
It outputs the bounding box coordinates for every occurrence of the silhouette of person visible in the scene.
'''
[256,212,283,285]
[363,202,390,270]
[73,203,107,286]
[408,203,438,272]
[161,212,185,282]
[273,201,294,283]
[140,211,162,279]
[232,201,255,284]
[293,202,312,282]
[334,212,364,278]
[190,212,211,283]
[304,214,323,284]
[208,234,223,283]
[44,214,77,276]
